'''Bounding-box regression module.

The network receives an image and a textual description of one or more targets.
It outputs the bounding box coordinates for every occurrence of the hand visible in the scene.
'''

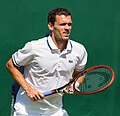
[63,84,74,94]
[63,81,80,94]
[63,77,74,94]
[25,86,44,101]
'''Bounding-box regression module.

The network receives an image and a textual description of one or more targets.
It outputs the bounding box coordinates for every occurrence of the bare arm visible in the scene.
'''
[74,70,85,89]
[74,69,85,84]
[6,58,44,100]
[63,69,85,94]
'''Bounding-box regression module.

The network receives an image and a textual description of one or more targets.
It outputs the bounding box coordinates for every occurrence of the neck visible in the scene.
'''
[51,35,68,52]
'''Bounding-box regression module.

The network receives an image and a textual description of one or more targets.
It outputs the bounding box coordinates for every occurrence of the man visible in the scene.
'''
[6,8,87,116]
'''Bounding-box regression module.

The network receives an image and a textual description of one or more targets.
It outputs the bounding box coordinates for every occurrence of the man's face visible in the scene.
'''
[49,15,72,41]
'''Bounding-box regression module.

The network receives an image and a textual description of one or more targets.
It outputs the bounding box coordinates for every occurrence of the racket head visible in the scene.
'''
[73,65,115,94]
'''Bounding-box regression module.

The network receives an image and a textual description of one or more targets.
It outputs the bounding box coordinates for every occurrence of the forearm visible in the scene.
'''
[74,70,85,84]
[6,58,44,100]
[77,75,85,84]
[6,58,31,91]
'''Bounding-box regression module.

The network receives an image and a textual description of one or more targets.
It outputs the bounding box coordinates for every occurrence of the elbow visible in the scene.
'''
[6,61,11,71]
[6,58,13,71]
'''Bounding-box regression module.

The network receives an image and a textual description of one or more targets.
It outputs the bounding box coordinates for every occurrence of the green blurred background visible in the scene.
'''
[0,0,120,115]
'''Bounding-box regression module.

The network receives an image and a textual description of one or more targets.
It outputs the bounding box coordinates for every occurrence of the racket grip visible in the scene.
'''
[42,90,53,96]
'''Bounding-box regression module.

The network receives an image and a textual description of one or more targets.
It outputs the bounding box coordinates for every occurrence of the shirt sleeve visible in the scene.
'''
[75,45,88,71]
[12,42,34,67]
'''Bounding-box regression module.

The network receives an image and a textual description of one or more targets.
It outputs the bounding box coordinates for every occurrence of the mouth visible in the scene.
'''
[63,32,70,36]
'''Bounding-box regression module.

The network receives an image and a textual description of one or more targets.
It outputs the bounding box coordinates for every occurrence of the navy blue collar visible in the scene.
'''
[47,35,72,51]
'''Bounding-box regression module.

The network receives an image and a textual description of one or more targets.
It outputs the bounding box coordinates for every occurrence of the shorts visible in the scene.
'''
[13,108,69,116]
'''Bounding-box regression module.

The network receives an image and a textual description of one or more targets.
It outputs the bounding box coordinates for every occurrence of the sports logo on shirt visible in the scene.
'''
[68,60,73,63]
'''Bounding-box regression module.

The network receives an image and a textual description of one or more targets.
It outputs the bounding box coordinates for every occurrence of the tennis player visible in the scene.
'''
[6,8,88,116]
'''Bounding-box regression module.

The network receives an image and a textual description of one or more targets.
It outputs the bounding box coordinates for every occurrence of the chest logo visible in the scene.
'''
[68,60,73,63]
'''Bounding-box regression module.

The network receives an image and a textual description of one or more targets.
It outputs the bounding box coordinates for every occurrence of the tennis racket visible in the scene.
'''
[42,65,115,96]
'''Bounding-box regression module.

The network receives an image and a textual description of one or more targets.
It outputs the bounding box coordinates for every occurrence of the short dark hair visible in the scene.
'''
[48,8,72,25]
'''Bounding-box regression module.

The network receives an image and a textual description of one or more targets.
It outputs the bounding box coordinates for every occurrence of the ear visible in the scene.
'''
[48,22,54,31]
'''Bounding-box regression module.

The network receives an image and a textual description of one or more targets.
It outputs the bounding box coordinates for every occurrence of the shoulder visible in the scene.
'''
[24,36,47,50]
[70,39,86,50]
[70,40,88,64]
[18,37,47,54]
[29,36,47,46]
[70,39,88,58]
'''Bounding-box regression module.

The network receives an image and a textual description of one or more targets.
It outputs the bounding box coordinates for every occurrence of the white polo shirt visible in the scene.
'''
[12,35,87,115]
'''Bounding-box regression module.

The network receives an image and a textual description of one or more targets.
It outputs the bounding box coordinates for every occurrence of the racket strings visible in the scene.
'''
[78,68,112,92]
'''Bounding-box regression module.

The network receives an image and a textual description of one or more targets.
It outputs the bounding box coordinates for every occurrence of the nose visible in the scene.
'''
[65,24,70,30]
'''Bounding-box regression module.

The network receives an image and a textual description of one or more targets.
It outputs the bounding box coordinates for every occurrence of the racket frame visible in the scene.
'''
[73,65,115,94]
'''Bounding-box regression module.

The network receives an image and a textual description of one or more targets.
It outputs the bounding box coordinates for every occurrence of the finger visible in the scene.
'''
[32,96,38,101]
[38,93,44,99]
[69,77,73,82]
[63,89,68,94]
[33,90,44,100]
[30,94,38,101]
[63,87,69,93]
[63,88,74,94]
[31,96,41,101]
[68,90,74,92]
[29,93,44,101]
[68,89,74,94]
[34,93,44,101]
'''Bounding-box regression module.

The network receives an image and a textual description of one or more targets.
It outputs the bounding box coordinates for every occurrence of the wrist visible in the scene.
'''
[75,81,80,88]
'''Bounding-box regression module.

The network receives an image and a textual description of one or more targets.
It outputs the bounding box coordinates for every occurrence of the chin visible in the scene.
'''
[64,37,69,40]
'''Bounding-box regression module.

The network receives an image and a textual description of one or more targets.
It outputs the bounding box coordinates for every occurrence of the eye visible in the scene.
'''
[60,23,72,26]
[68,23,72,26]
[60,23,66,26]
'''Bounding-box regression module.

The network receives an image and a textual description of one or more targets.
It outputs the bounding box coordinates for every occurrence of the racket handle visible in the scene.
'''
[42,90,56,96]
